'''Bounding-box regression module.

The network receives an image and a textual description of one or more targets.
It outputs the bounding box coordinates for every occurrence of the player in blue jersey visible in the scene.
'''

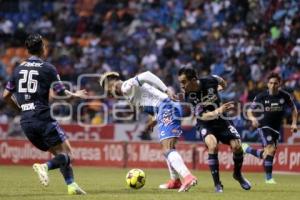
[99,71,197,192]
[177,67,251,192]
[244,73,298,184]
[2,33,87,195]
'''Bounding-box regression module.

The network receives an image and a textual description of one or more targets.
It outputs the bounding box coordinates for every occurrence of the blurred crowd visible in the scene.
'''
[0,0,299,141]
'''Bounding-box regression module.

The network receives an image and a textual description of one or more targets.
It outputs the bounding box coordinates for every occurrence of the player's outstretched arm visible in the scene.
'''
[198,101,234,121]
[247,108,259,128]
[136,71,168,92]
[212,75,227,91]
[2,89,21,111]
[291,103,298,133]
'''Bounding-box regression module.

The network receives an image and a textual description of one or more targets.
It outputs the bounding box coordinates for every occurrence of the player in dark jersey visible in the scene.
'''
[2,33,87,195]
[177,67,251,192]
[244,73,298,184]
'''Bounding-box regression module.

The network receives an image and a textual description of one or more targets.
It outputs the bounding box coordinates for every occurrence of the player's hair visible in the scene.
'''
[267,72,281,82]
[178,66,198,80]
[99,72,121,89]
[25,33,43,55]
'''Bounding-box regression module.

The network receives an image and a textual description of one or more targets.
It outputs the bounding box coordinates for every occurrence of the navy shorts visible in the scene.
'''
[257,127,279,147]
[157,99,184,141]
[21,121,67,151]
[198,123,241,145]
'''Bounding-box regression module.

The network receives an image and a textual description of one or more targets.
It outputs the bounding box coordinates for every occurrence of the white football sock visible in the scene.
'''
[165,158,180,180]
[167,151,191,178]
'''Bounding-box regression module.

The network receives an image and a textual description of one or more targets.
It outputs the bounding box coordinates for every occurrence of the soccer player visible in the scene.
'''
[244,73,298,184]
[2,33,87,195]
[177,67,251,193]
[99,71,197,192]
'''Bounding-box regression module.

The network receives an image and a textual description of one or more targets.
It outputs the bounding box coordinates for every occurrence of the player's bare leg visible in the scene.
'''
[160,138,197,192]
[205,134,223,193]
[230,139,251,190]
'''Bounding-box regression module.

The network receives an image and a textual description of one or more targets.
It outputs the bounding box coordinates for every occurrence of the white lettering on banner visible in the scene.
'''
[218,151,234,169]
[278,148,288,166]
[72,147,101,161]
[127,145,138,161]
[289,151,300,169]
[0,142,50,163]
[139,144,164,162]
[103,144,123,161]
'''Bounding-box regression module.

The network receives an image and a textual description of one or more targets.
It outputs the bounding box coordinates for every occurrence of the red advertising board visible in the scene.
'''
[0,139,299,173]
[194,144,300,173]
[0,140,124,167]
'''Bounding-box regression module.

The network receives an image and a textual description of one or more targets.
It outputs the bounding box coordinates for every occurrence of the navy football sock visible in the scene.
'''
[246,146,264,159]
[233,152,244,176]
[264,155,274,180]
[46,154,69,170]
[60,164,74,185]
[208,153,220,186]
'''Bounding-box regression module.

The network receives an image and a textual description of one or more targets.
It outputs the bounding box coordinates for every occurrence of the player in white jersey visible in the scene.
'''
[99,71,197,192]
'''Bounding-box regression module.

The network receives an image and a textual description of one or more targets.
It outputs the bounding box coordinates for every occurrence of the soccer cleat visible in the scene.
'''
[33,163,49,186]
[242,143,250,154]
[233,174,251,190]
[159,179,182,189]
[178,174,197,192]
[265,178,277,184]
[67,182,87,195]
[215,183,224,193]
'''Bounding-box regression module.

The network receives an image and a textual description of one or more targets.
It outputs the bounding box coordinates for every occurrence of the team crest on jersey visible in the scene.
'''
[265,107,270,111]
[280,98,285,104]
[266,135,272,142]
[201,128,207,136]
[208,88,214,94]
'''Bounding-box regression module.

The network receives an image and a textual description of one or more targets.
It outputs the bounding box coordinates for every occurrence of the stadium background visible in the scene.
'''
[0,0,300,172]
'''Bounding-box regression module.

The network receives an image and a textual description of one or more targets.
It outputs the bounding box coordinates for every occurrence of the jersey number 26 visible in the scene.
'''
[18,70,39,93]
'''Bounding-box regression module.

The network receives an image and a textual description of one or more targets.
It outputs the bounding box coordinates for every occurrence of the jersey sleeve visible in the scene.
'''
[48,64,66,95]
[282,91,295,107]
[250,94,263,109]
[121,78,139,95]
[200,76,219,88]
[5,72,16,92]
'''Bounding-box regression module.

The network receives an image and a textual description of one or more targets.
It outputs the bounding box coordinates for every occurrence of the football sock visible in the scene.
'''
[165,158,180,180]
[208,153,220,186]
[46,153,74,184]
[233,151,244,176]
[264,155,274,180]
[60,164,74,185]
[46,153,70,170]
[166,150,191,178]
[246,146,264,159]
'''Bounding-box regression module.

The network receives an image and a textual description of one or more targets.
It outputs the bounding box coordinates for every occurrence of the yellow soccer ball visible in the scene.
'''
[126,168,146,189]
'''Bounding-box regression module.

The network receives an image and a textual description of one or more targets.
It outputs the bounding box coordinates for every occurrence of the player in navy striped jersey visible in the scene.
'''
[2,33,87,195]
[178,67,251,192]
[244,73,298,184]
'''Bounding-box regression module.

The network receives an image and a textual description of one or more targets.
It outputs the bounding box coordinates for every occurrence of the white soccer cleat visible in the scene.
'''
[33,163,49,186]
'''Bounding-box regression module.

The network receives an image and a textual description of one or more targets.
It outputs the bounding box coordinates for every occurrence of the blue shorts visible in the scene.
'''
[21,120,67,151]
[157,99,184,141]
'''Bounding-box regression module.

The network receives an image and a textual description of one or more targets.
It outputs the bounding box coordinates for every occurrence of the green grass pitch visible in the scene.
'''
[0,166,299,200]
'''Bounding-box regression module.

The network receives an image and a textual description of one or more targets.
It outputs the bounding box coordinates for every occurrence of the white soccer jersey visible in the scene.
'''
[121,72,168,108]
